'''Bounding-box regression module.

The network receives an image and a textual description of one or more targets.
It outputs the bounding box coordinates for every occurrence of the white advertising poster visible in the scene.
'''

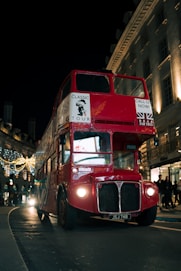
[135,98,154,126]
[69,92,91,123]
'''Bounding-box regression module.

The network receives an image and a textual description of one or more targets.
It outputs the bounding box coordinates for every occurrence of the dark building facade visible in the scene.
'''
[106,0,181,182]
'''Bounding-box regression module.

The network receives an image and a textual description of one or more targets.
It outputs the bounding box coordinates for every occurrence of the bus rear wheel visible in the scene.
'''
[57,191,77,230]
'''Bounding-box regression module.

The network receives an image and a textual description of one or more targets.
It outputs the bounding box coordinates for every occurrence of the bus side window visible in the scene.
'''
[61,79,71,101]
[60,133,70,164]
[99,133,111,152]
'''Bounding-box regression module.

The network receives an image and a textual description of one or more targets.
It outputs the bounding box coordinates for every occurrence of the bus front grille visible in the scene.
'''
[97,181,140,213]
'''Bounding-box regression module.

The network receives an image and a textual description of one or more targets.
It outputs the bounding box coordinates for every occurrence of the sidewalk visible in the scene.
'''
[0,206,28,271]
[156,203,181,222]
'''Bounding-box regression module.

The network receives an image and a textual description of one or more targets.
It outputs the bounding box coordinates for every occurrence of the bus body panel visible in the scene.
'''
[34,69,159,229]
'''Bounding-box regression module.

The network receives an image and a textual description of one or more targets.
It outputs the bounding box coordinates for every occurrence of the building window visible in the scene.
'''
[162,76,173,108]
[146,78,153,106]
[140,29,149,49]
[143,58,151,79]
[129,48,136,65]
[155,6,165,29]
[120,60,127,74]
[159,38,169,63]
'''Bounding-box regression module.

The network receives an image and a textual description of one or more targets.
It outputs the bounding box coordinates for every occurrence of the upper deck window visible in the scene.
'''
[114,77,145,97]
[76,74,110,93]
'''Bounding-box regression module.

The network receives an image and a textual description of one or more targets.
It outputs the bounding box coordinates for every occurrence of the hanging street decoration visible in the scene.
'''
[0,146,35,177]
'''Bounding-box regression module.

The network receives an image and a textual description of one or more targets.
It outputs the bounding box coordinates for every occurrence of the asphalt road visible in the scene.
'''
[5,206,181,271]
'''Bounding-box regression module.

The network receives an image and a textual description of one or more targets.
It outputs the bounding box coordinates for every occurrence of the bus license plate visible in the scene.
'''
[121,213,129,220]
[112,213,129,220]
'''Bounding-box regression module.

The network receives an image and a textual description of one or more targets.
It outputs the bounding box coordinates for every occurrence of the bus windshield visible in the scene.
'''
[75,72,145,97]
[113,151,134,170]
[73,131,111,165]
[76,74,110,93]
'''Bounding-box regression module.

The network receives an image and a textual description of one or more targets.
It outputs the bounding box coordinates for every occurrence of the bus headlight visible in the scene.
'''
[27,197,36,206]
[76,187,87,198]
[146,187,155,197]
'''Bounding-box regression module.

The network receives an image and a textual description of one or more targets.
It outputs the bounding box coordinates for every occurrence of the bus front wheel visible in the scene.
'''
[37,209,49,222]
[135,205,157,226]
[57,191,77,230]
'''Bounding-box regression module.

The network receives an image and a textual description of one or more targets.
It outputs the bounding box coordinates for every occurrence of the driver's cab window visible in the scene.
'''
[113,151,134,170]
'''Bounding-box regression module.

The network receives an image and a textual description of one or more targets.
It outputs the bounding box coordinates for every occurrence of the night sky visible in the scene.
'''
[1,1,136,140]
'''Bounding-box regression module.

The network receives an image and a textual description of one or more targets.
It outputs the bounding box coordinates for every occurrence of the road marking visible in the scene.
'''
[151,225,181,232]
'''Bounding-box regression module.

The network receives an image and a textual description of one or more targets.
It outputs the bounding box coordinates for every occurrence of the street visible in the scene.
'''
[8,206,181,271]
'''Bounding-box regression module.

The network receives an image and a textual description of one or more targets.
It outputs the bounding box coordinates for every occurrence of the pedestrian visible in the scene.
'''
[164,176,174,208]
[177,177,181,204]
[155,174,165,209]
[3,182,9,206]
[173,180,179,205]
[0,182,4,206]
[12,183,19,205]
[20,185,28,204]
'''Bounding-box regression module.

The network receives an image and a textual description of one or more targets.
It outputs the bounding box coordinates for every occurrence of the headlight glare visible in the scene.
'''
[146,187,155,197]
[76,187,87,198]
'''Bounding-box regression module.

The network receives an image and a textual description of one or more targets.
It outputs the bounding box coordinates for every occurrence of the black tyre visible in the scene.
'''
[135,205,157,226]
[57,190,77,230]
[37,208,49,222]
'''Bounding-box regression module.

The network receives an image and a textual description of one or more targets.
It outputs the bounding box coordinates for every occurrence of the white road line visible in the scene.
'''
[151,225,181,232]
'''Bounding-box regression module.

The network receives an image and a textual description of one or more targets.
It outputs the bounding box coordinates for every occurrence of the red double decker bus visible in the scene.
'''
[34,69,159,229]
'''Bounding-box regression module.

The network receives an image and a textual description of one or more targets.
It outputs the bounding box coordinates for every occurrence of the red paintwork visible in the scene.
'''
[35,69,158,219]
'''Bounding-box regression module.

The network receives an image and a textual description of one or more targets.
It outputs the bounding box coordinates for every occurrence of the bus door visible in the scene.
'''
[58,132,71,186]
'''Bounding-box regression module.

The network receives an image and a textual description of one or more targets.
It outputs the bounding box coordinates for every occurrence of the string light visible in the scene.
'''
[0,147,35,176]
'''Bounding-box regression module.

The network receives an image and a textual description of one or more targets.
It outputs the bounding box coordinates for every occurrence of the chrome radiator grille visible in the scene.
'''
[97,181,140,213]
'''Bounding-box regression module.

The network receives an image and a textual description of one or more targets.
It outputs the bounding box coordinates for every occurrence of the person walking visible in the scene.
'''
[177,177,181,204]
[155,174,165,209]
[3,182,9,206]
[173,180,179,205]
[164,176,174,208]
